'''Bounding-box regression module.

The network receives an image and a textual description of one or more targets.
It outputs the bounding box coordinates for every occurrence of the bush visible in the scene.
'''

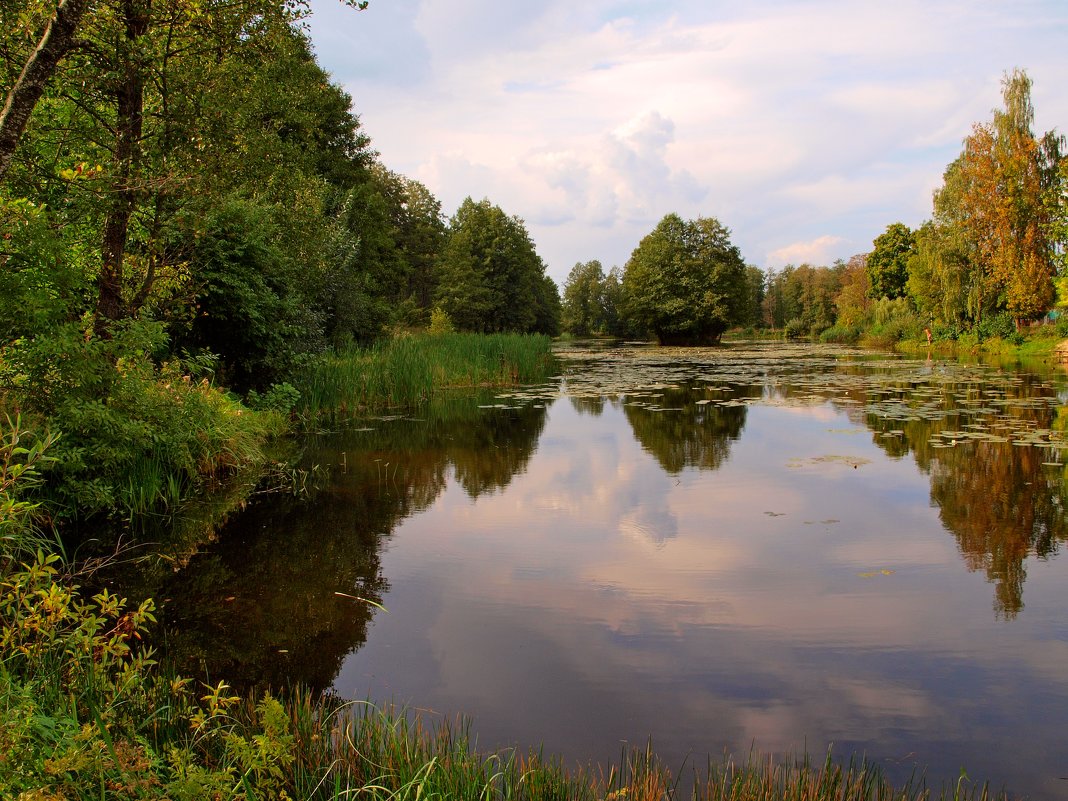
[819,324,861,344]
[428,306,455,335]
[783,318,809,340]
[977,312,1021,344]
[246,382,301,414]
[2,320,272,518]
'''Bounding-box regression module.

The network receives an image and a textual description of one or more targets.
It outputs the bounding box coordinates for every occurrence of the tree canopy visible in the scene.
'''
[434,198,560,335]
[867,223,915,300]
[622,213,747,345]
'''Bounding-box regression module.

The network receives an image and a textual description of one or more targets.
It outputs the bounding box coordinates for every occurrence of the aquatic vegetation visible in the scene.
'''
[297,332,555,421]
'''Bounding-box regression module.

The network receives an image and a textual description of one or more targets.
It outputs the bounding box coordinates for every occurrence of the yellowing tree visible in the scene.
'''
[957,70,1064,323]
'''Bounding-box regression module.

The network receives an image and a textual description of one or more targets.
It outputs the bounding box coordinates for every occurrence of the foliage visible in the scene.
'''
[907,219,974,328]
[783,317,809,340]
[862,297,922,347]
[0,414,59,559]
[939,70,1064,323]
[833,254,871,327]
[2,320,271,518]
[977,311,1021,343]
[740,265,767,328]
[435,197,560,335]
[764,263,843,332]
[172,198,325,391]
[622,213,747,344]
[428,306,455,335]
[246,383,301,415]
[561,259,606,336]
[818,323,862,344]
[866,222,915,299]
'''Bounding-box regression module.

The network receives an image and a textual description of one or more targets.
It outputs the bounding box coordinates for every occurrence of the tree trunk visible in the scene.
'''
[95,0,150,336]
[0,0,91,181]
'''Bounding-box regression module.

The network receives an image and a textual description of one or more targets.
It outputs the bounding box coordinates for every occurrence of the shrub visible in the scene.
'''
[819,324,861,344]
[247,382,301,414]
[2,320,272,518]
[977,312,1021,343]
[783,318,809,340]
[428,306,455,335]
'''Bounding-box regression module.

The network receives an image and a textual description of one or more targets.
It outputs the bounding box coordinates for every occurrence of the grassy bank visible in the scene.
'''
[296,332,556,422]
[727,319,1068,367]
[888,328,1066,375]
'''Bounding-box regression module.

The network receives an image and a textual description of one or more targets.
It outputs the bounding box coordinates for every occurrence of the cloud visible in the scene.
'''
[766,235,847,268]
[307,0,1068,283]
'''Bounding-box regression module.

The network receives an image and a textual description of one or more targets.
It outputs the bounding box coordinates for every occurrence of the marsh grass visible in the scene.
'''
[278,700,1012,801]
[298,332,555,421]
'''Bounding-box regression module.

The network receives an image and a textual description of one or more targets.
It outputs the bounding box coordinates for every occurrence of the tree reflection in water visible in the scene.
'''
[623,385,756,474]
[814,367,1068,619]
[143,393,551,693]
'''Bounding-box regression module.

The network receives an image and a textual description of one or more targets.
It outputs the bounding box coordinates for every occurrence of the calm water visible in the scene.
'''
[148,343,1068,798]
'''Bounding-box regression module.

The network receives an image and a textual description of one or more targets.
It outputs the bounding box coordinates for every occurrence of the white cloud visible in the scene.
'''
[307,0,1068,283]
[767,235,847,268]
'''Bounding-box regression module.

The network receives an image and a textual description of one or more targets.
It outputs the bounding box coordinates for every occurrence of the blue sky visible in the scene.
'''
[304,0,1068,286]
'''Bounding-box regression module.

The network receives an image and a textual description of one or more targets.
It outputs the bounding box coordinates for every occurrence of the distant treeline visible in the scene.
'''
[562,69,1067,346]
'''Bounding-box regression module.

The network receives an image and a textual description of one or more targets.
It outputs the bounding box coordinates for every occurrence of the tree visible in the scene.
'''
[954,69,1064,323]
[0,0,91,180]
[561,260,605,336]
[740,265,766,328]
[601,266,627,338]
[622,213,747,345]
[866,222,915,300]
[833,254,871,327]
[906,220,973,328]
[434,197,559,334]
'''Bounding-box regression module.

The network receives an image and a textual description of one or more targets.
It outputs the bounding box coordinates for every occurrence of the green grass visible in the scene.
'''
[297,332,556,422]
[268,699,1018,801]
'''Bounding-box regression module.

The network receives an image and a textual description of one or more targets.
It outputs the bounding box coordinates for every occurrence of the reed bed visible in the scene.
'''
[297,332,555,421]
[282,700,1013,801]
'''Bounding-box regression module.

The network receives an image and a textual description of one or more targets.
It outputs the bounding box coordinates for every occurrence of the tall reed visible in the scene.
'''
[280,700,1012,801]
[297,332,556,422]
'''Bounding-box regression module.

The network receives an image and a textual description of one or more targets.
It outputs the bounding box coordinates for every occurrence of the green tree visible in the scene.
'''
[434,197,559,334]
[561,260,606,336]
[622,213,747,345]
[600,266,627,338]
[906,220,973,328]
[741,265,766,328]
[0,0,91,180]
[867,222,915,300]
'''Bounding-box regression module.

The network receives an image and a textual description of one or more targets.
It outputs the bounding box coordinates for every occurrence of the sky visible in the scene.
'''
[303,0,1068,287]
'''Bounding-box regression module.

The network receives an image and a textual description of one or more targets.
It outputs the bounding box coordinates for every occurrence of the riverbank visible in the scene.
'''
[890,327,1067,366]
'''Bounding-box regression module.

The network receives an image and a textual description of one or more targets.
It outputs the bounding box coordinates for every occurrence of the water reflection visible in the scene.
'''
[127,344,1068,799]
[623,385,754,473]
[816,366,1068,618]
[137,394,551,692]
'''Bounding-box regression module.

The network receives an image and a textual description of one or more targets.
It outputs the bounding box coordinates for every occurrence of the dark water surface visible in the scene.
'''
[151,343,1068,798]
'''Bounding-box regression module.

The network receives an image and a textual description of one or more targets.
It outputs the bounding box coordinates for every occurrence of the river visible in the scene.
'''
[138,342,1068,798]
